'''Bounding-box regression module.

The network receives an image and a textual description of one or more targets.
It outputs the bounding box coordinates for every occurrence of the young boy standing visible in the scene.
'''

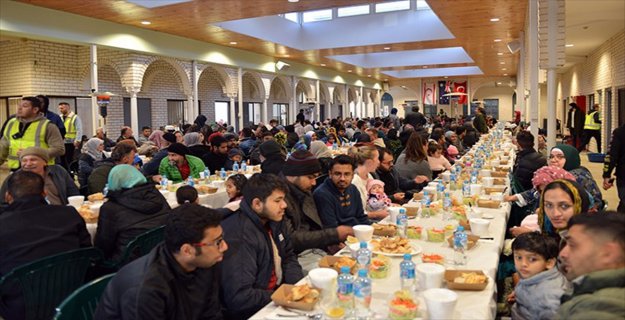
[510,232,570,320]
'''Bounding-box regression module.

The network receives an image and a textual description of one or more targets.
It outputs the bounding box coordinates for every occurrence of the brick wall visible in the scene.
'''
[198,67,226,123]
[139,60,188,128]
[0,40,33,97]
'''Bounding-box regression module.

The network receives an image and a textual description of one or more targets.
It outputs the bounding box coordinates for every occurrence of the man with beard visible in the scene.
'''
[314,155,370,227]
[281,150,353,271]
[220,174,303,319]
[158,143,205,183]
[202,135,229,173]
[373,147,426,204]
[94,204,226,320]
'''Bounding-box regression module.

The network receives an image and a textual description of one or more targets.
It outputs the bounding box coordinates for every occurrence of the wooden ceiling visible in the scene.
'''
[15,0,526,80]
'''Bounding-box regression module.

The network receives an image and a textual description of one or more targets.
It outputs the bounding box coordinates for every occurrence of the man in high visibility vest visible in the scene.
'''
[58,101,83,170]
[580,103,602,153]
[0,97,65,170]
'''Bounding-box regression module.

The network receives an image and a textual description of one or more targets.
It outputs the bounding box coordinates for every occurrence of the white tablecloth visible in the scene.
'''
[165,187,230,209]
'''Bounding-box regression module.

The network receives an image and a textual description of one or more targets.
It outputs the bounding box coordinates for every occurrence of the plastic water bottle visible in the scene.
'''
[203,168,209,181]
[470,171,478,184]
[241,160,247,173]
[233,161,239,172]
[160,175,168,189]
[356,242,371,271]
[396,208,408,237]
[422,192,432,218]
[462,180,471,197]
[337,266,354,310]
[443,191,452,220]
[399,254,416,291]
[453,226,468,265]
[187,176,194,187]
[437,181,445,200]
[353,269,372,319]
[220,168,226,180]
[102,183,109,197]
[333,142,338,150]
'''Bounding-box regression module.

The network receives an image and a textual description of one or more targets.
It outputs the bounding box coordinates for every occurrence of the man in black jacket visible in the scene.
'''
[374,147,425,203]
[95,204,226,320]
[513,131,547,191]
[404,106,427,129]
[603,124,625,212]
[0,171,91,320]
[282,151,353,271]
[566,102,584,150]
[220,173,303,319]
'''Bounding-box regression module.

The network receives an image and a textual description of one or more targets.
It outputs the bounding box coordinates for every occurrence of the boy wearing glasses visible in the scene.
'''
[95,204,227,320]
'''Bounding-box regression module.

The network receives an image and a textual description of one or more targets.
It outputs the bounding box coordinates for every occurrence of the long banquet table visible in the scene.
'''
[253,133,515,320]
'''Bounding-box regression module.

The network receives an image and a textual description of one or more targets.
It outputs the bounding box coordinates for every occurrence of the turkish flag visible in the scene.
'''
[454,81,467,104]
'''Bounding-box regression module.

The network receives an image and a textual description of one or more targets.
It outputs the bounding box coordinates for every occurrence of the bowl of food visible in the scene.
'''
[388,290,419,320]
[406,226,422,239]
[426,228,445,242]
[369,255,391,279]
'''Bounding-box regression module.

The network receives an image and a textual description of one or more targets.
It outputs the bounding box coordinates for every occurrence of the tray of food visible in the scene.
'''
[444,270,488,290]
[318,256,357,274]
[446,234,479,250]
[371,237,422,256]
[271,284,320,311]
[372,223,397,237]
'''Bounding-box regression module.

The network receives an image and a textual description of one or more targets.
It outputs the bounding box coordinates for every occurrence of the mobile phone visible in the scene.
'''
[609,178,615,184]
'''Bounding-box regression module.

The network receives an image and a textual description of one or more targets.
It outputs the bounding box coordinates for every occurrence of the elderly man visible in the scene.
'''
[88,143,137,194]
[220,174,303,319]
[282,150,353,271]
[95,127,116,151]
[0,147,78,205]
[0,97,64,170]
[159,143,205,183]
[0,170,91,320]
[556,212,625,319]
[95,204,226,320]
[117,126,139,146]
[314,155,370,227]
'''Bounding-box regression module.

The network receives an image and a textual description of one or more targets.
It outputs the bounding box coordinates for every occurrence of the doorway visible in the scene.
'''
[618,88,625,126]
[123,98,152,129]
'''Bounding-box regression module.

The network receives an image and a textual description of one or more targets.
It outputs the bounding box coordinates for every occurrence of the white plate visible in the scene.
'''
[371,244,422,257]
[481,213,495,219]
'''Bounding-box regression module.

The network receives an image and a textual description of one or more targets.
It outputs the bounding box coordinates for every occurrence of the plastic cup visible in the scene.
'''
[416,263,445,289]
[68,195,84,208]
[469,184,483,196]
[440,171,451,182]
[308,268,338,291]
[353,225,374,242]
[479,169,491,177]
[388,207,401,224]
[423,288,458,320]
[482,177,495,187]
[470,218,491,237]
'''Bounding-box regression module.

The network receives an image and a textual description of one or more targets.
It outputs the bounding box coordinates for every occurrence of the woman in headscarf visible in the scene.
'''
[548,144,604,211]
[184,132,210,159]
[310,141,333,175]
[538,179,590,242]
[78,137,104,193]
[94,164,171,261]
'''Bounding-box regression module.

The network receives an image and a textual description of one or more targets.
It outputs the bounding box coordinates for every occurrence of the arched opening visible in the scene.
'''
[333,87,344,119]
[269,77,289,125]
[348,88,357,118]
[473,85,515,121]
[241,72,263,129]
[381,92,393,117]
[141,60,188,129]
[296,80,313,122]
[197,66,228,124]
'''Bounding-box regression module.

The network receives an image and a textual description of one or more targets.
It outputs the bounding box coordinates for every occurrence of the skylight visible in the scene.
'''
[416,0,430,10]
[337,5,370,17]
[303,9,333,23]
[284,12,299,23]
[328,47,474,68]
[382,66,484,78]
[375,1,410,13]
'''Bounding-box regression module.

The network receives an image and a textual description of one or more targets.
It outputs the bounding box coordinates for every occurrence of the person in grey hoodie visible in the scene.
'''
[510,232,570,320]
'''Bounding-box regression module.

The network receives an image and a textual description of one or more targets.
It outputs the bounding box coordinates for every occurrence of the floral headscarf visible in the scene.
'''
[531,166,575,190]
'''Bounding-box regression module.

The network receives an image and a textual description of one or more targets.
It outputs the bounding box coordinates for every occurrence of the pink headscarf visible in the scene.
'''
[148,130,166,149]
[531,166,576,190]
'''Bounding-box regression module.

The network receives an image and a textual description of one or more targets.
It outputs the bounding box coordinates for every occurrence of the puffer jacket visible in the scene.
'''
[513,148,547,191]
[283,179,340,253]
[556,268,625,320]
[220,201,303,320]
[94,183,171,261]
[158,154,205,183]
[512,267,570,320]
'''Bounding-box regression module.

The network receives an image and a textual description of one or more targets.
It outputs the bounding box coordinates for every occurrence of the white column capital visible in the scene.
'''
[125,86,141,96]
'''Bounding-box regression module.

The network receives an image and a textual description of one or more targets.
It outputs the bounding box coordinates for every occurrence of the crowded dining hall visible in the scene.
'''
[1,0,624,319]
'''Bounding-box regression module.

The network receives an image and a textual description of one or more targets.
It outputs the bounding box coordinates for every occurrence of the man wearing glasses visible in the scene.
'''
[95,204,227,320]
[220,173,303,319]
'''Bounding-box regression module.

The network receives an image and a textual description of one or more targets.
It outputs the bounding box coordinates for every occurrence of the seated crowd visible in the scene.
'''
[0,101,623,320]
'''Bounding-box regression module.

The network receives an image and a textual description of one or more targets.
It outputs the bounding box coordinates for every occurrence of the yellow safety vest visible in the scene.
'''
[3,117,53,169]
[584,111,600,130]
[63,114,77,139]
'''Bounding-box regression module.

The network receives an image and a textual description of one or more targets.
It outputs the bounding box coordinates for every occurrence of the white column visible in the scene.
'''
[517,31,526,121]
[237,68,243,131]
[292,76,298,123]
[359,86,364,118]
[89,44,99,135]
[315,80,321,122]
[129,88,139,137]
[529,0,540,145]
[192,60,199,119]
[228,93,237,127]
[186,95,194,125]
[547,69,557,149]
[262,95,269,124]
[344,85,349,118]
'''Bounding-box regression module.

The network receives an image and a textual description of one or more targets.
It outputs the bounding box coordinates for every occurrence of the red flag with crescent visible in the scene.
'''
[422,82,436,105]
[454,81,467,104]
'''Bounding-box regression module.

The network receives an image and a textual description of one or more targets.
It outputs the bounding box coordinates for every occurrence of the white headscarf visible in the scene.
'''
[82,138,104,160]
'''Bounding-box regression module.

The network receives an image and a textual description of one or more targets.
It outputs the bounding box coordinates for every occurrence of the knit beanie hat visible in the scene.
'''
[167,143,189,156]
[551,144,580,171]
[19,146,49,162]
[228,148,244,158]
[162,132,177,144]
[259,140,283,157]
[366,179,385,193]
[282,150,321,176]
[447,145,459,157]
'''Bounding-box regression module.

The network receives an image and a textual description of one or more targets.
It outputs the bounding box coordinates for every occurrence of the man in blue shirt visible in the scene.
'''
[314,155,370,227]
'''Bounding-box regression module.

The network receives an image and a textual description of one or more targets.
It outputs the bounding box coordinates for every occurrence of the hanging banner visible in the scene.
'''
[438,81,451,105]
[422,82,436,105]
[454,81,468,104]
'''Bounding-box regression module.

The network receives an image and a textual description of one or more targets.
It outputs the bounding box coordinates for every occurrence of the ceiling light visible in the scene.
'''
[497,52,504,56]
[444,76,449,79]
[565,44,574,47]
[384,78,388,81]
[368,75,372,77]
[423,66,428,69]
[288,0,299,2]
[497,82,502,85]
[283,54,290,58]
[348,70,353,72]
[503,73,508,76]
[494,39,502,42]
[383,47,391,50]
[141,21,151,25]
[500,62,505,64]
[490,18,500,22]
[320,63,326,67]
[502,68,507,70]
[229,41,237,45]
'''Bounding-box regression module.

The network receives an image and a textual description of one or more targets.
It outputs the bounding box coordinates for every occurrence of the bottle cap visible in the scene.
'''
[360,241,368,248]
[341,266,351,274]
[457,226,465,232]
[403,253,412,260]
[358,269,368,277]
